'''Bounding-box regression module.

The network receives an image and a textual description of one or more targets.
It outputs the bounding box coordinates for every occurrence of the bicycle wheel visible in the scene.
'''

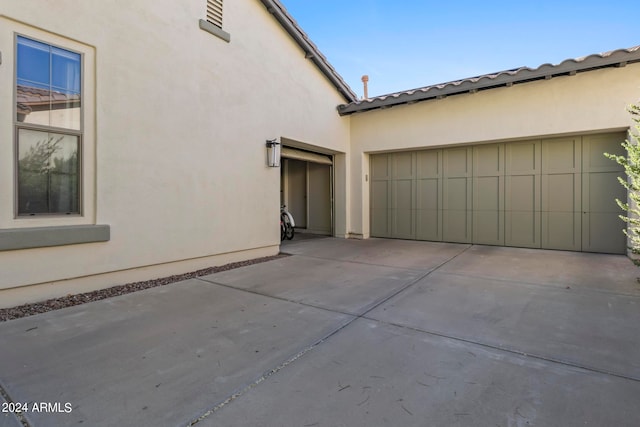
[285,223,295,240]
[280,220,286,241]
[282,214,295,240]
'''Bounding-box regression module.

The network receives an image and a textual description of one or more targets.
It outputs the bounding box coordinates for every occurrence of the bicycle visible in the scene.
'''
[280,205,295,240]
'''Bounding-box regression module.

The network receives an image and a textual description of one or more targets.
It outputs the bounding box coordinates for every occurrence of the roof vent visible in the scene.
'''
[361,75,369,100]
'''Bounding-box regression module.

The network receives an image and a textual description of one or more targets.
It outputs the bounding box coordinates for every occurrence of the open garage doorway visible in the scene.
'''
[281,146,333,236]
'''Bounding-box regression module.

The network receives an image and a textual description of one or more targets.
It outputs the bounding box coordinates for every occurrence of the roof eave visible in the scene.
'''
[259,0,358,103]
[338,47,640,116]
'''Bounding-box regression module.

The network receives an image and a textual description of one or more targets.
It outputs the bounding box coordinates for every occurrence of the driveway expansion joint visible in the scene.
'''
[436,270,640,298]
[195,277,359,318]
[186,311,356,425]
[0,380,31,427]
[284,253,431,272]
[360,317,640,384]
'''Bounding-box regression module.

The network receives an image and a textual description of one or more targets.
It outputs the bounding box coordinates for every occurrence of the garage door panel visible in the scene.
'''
[582,212,626,254]
[370,209,389,237]
[506,211,541,248]
[582,133,627,254]
[475,176,501,210]
[585,172,626,212]
[371,181,389,211]
[392,209,413,239]
[393,152,414,179]
[543,212,581,251]
[417,150,440,178]
[444,178,469,211]
[392,179,415,239]
[393,179,413,211]
[371,154,390,179]
[370,180,390,237]
[416,209,440,241]
[443,175,472,243]
[416,177,441,241]
[505,172,540,248]
[444,148,471,176]
[506,175,537,211]
[443,210,471,243]
[474,144,502,176]
[417,179,438,210]
[473,174,503,245]
[474,210,504,245]
[506,141,539,174]
[583,133,626,172]
[544,174,579,212]
[542,137,581,174]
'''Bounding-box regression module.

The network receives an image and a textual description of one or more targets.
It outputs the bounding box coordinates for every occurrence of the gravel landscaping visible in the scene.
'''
[0,253,289,322]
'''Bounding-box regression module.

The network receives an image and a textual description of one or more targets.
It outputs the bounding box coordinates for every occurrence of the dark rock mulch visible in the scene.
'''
[0,253,289,322]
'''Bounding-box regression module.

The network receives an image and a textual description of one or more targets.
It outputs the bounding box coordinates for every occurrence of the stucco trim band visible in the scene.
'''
[0,224,110,251]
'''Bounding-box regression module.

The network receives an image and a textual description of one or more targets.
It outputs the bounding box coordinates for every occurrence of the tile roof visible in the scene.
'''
[259,0,358,102]
[17,85,81,113]
[338,45,640,116]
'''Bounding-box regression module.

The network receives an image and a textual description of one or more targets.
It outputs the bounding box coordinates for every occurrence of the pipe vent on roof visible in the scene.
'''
[361,75,369,100]
[207,0,224,28]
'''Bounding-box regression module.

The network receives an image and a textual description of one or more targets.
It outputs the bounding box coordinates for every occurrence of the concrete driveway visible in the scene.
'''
[1,238,639,427]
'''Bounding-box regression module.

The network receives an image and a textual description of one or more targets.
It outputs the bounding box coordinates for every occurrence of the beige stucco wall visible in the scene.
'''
[349,64,640,237]
[0,0,350,306]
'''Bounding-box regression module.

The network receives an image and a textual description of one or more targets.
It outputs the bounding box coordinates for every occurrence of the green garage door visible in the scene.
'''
[370,132,627,254]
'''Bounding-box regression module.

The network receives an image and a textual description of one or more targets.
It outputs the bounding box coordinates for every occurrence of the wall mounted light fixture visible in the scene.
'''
[266,138,281,167]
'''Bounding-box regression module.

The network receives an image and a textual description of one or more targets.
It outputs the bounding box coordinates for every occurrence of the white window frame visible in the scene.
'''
[0,18,106,250]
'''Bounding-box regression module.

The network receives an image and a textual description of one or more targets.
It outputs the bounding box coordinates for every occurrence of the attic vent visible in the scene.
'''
[206,0,224,28]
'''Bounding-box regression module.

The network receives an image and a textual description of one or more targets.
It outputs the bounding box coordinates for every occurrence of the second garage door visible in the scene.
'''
[370,132,627,254]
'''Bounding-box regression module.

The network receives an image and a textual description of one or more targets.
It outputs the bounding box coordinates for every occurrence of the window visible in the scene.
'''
[15,35,82,216]
[0,19,105,250]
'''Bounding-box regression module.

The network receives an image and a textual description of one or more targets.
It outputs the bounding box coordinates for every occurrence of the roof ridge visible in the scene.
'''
[259,0,358,102]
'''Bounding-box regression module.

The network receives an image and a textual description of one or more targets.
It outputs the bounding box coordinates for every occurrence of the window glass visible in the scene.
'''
[16,35,81,130]
[16,37,50,89]
[17,129,79,215]
[51,46,81,93]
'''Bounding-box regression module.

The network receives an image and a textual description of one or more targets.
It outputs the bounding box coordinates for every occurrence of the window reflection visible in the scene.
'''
[16,36,81,130]
[17,129,79,215]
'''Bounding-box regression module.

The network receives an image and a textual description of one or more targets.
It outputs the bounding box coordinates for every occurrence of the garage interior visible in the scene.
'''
[370,131,627,254]
[281,146,333,236]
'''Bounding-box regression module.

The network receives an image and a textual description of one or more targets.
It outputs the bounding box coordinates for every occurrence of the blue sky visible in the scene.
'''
[280,0,638,98]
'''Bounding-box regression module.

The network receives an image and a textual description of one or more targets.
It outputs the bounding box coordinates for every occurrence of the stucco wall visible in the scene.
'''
[349,64,640,237]
[0,0,350,304]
